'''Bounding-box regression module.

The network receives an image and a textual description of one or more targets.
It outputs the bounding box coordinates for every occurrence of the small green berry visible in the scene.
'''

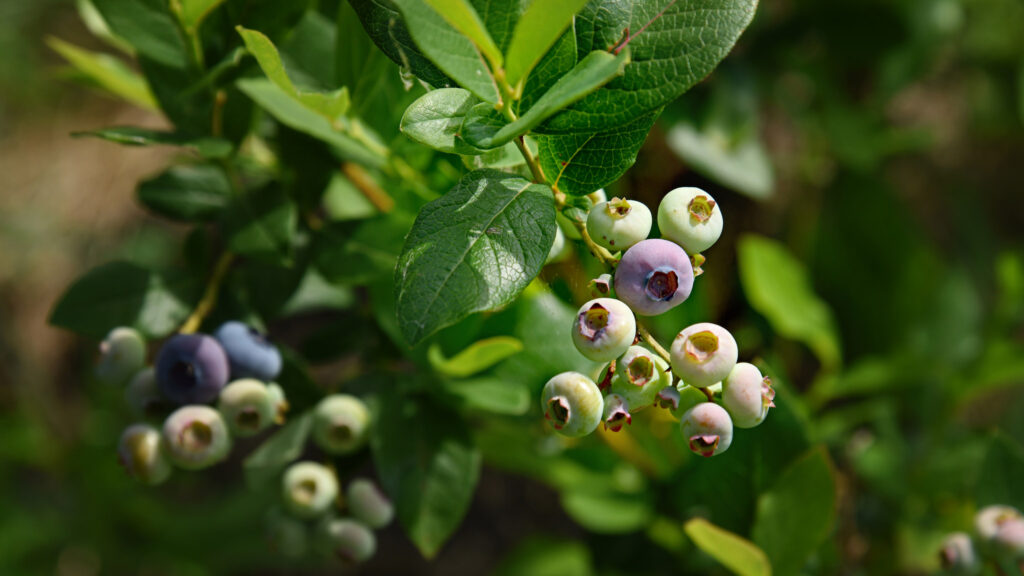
[679,402,733,457]
[312,395,371,455]
[124,367,166,417]
[542,372,604,437]
[96,327,147,385]
[316,517,376,564]
[939,532,980,575]
[546,225,571,264]
[586,198,652,252]
[610,346,672,410]
[282,461,340,520]
[346,478,394,529]
[657,187,723,254]
[162,405,232,470]
[721,362,775,428]
[267,382,290,424]
[118,424,172,485]
[218,379,276,437]
[670,323,738,388]
[602,393,631,432]
[571,298,636,362]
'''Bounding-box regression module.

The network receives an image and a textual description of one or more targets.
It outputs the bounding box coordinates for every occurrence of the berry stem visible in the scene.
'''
[179,251,235,334]
[636,323,671,364]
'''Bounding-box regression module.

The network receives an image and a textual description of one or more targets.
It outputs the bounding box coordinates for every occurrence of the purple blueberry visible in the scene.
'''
[613,239,695,316]
[214,321,282,381]
[155,334,230,404]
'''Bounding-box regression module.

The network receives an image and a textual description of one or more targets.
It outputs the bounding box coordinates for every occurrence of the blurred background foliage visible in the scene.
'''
[1,0,1023,574]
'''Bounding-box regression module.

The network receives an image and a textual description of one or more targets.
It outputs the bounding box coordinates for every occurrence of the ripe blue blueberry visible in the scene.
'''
[586,198,653,252]
[542,372,604,437]
[602,393,632,432]
[282,461,340,520]
[316,517,376,564]
[96,327,147,385]
[217,379,277,437]
[571,298,636,362]
[613,239,695,316]
[346,478,394,529]
[124,367,166,417]
[670,323,738,388]
[118,424,172,485]
[679,402,734,457]
[162,405,232,470]
[721,362,776,428]
[312,395,371,455]
[657,187,724,255]
[938,532,980,575]
[610,346,672,409]
[155,334,230,405]
[214,321,283,381]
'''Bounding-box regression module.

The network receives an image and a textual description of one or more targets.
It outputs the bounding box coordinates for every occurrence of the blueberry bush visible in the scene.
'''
[5,0,1020,573]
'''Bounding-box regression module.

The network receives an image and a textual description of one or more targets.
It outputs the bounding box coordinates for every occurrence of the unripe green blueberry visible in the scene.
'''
[218,379,277,437]
[267,382,290,424]
[657,187,723,254]
[670,323,738,388]
[675,385,708,416]
[993,518,1024,560]
[542,372,604,437]
[571,298,636,362]
[266,508,308,558]
[282,461,340,520]
[316,517,376,564]
[938,532,980,575]
[679,402,733,457]
[124,367,166,417]
[589,273,613,297]
[589,188,607,204]
[346,478,394,529]
[586,198,652,252]
[602,393,631,432]
[162,405,232,470]
[312,395,371,455]
[975,505,1022,543]
[610,346,672,409]
[96,327,147,385]
[656,386,680,411]
[546,225,570,264]
[117,424,172,485]
[721,363,776,428]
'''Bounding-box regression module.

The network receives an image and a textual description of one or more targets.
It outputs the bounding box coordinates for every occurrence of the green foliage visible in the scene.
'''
[684,518,772,576]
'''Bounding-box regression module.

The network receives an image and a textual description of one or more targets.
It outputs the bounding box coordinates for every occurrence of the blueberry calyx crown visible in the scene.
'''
[685,330,719,363]
[578,303,610,341]
[605,197,632,218]
[170,360,200,388]
[688,195,716,223]
[689,434,720,457]
[644,266,679,301]
[545,397,570,429]
[179,420,213,451]
[626,356,655,386]
[656,387,680,410]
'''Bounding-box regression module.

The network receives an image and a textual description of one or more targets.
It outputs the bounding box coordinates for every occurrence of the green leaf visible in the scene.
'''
[242,412,313,490]
[752,447,838,576]
[400,88,483,154]
[684,518,772,576]
[347,0,451,88]
[462,49,629,149]
[738,235,842,370]
[519,28,576,112]
[561,489,652,534]
[137,164,232,222]
[391,0,499,102]
[72,126,232,158]
[373,391,481,558]
[223,186,298,265]
[537,108,659,195]
[428,336,524,378]
[49,261,196,339]
[175,0,226,33]
[237,78,385,168]
[495,537,593,576]
[542,0,758,133]
[976,433,1024,511]
[422,0,503,69]
[394,170,556,346]
[442,377,531,415]
[47,38,157,110]
[503,0,589,86]
[92,0,189,69]
[237,26,350,120]
[666,121,774,199]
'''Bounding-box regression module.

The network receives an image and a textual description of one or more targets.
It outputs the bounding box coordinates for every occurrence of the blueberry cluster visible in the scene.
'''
[97,322,288,483]
[939,505,1024,574]
[543,188,775,457]
[272,463,394,563]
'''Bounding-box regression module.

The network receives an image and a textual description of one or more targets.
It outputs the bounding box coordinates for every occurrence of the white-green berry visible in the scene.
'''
[218,379,277,437]
[124,367,164,417]
[721,362,775,428]
[316,517,376,564]
[610,346,672,410]
[571,298,636,362]
[346,478,394,529]
[267,382,289,424]
[542,372,604,437]
[586,198,652,252]
[282,461,340,520]
[312,394,371,455]
[118,424,172,485]
[679,402,734,457]
[161,405,232,470]
[657,187,723,254]
[96,327,147,385]
[670,323,738,388]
